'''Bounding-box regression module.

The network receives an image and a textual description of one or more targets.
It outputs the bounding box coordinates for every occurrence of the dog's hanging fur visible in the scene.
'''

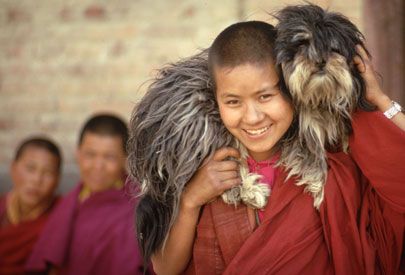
[127,51,269,264]
[274,4,373,208]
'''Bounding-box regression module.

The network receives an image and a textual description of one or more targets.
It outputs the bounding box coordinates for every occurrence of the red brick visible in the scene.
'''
[59,7,73,21]
[7,8,31,23]
[0,119,13,130]
[84,5,106,20]
[109,41,125,57]
[181,6,196,18]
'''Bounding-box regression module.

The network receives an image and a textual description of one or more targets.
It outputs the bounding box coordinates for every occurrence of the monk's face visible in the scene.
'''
[215,63,294,161]
[76,132,126,193]
[11,146,60,208]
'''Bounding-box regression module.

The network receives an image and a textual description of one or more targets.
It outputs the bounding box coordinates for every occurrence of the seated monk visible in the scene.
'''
[26,114,145,275]
[0,137,61,275]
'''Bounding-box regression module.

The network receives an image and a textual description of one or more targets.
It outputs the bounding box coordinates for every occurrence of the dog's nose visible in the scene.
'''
[317,60,326,69]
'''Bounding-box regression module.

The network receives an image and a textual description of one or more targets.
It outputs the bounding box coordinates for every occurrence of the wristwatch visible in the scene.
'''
[383,101,403,119]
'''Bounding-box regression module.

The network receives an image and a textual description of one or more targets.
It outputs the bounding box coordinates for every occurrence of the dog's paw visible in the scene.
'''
[221,186,241,206]
[240,173,270,209]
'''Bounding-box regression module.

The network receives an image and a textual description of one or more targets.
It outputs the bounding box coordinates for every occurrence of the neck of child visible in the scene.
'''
[6,191,53,224]
[79,179,123,202]
[249,145,280,162]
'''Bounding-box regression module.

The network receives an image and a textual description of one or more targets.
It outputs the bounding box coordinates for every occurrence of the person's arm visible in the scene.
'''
[151,198,200,275]
[349,45,405,212]
[151,147,241,275]
[369,94,405,130]
[354,45,405,130]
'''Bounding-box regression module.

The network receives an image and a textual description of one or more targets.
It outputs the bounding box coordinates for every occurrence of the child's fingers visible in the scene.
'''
[221,178,242,190]
[218,171,240,182]
[216,160,239,171]
[353,55,366,73]
[213,147,240,161]
[355,44,369,61]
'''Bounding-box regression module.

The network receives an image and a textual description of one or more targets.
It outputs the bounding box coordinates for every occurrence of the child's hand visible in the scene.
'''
[354,45,405,130]
[181,147,241,210]
[353,45,390,108]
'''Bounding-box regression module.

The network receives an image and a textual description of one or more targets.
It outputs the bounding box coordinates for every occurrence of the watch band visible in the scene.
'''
[383,101,403,119]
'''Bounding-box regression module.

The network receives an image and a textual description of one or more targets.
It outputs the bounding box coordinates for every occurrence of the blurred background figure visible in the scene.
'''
[0,137,61,275]
[26,113,145,275]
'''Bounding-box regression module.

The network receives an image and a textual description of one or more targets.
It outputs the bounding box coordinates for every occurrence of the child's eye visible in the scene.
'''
[84,151,96,158]
[226,99,239,105]
[44,169,56,177]
[259,94,273,101]
[25,163,36,173]
[104,154,118,161]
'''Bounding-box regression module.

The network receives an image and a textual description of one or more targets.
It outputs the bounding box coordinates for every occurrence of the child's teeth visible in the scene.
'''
[246,126,268,135]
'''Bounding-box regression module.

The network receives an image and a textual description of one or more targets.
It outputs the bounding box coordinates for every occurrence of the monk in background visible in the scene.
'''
[0,137,61,275]
[26,114,145,275]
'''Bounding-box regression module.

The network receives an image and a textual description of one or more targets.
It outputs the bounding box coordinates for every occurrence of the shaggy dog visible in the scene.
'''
[127,3,373,265]
[274,4,373,208]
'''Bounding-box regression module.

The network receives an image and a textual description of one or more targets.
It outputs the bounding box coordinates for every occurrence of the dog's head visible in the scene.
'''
[274,4,371,113]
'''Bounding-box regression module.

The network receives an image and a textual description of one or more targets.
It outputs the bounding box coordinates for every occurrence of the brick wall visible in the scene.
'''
[0,0,362,193]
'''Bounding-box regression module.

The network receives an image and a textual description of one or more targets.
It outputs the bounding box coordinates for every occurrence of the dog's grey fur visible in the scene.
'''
[274,4,373,208]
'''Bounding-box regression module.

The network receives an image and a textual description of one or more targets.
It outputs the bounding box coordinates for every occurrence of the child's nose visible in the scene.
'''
[31,171,42,184]
[243,103,264,124]
[92,157,105,171]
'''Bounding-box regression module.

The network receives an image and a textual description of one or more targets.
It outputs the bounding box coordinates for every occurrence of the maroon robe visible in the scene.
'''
[0,196,57,275]
[26,183,144,275]
[185,110,405,274]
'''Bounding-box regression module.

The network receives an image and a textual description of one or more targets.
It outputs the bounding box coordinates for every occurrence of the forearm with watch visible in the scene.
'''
[374,94,405,131]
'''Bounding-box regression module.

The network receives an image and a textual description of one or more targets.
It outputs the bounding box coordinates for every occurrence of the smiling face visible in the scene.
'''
[76,132,126,193]
[11,146,60,208]
[215,63,294,161]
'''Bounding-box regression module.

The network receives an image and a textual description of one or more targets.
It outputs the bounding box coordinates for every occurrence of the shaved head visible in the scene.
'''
[208,21,277,88]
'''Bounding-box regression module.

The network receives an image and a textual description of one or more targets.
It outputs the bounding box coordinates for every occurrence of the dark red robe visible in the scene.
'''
[0,196,57,275]
[26,183,145,275]
[185,110,405,274]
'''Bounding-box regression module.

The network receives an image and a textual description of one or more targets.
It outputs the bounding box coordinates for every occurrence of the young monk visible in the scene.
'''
[150,20,405,274]
[0,137,61,275]
[26,114,145,275]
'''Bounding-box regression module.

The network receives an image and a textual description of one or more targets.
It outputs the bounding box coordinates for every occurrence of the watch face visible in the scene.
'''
[393,101,402,111]
[384,101,402,119]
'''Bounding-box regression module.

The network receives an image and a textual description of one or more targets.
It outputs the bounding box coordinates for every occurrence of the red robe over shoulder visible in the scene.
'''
[0,196,58,275]
[26,183,145,275]
[185,110,405,275]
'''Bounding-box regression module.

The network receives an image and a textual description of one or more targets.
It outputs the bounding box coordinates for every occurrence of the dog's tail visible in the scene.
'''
[135,193,172,272]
